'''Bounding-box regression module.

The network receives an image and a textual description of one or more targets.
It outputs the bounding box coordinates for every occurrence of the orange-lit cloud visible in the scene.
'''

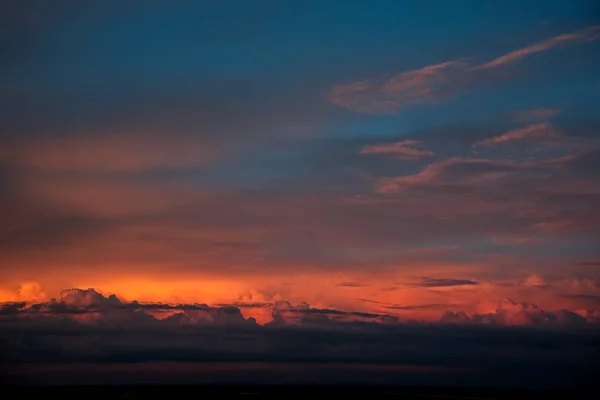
[2,265,599,326]
[4,287,596,388]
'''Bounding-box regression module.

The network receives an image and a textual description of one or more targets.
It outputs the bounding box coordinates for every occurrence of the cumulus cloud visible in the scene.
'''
[60,288,122,308]
[1,287,598,330]
[441,298,589,327]
[330,26,599,114]
[1,289,599,388]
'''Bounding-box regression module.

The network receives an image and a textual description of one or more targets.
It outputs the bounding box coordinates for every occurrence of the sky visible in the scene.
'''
[1,0,600,388]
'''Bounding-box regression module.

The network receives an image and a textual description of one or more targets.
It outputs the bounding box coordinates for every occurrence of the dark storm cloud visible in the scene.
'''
[336,282,372,287]
[383,303,449,311]
[559,294,600,303]
[415,278,479,288]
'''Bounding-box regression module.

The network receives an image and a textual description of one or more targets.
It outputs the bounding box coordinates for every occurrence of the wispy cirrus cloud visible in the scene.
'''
[414,278,479,288]
[473,26,600,70]
[330,60,468,114]
[512,107,562,123]
[473,122,563,148]
[330,26,599,114]
[360,139,434,160]
[374,156,533,193]
[336,282,372,288]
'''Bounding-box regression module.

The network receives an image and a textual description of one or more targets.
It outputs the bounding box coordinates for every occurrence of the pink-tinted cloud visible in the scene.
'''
[473,123,563,148]
[474,26,600,70]
[512,107,562,123]
[329,26,599,114]
[373,156,532,193]
[2,285,599,330]
[360,139,435,160]
[330,60,468,114]
[3,287,597,389]
[442,298,588,326]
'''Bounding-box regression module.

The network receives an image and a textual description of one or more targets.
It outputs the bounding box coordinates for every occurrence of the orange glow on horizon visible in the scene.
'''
[2,268,599,326]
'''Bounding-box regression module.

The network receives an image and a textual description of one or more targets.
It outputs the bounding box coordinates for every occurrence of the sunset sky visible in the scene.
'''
[1,0,600,388]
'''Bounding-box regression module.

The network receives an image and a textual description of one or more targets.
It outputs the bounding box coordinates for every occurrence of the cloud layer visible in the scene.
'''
[1,288,599,387]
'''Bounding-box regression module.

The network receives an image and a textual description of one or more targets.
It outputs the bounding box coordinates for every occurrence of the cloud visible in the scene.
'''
[1,288,599,388]
[521,275,547,288]
[383,303,450,311]
[266,300,398,328]
[336,282,372,287]
[2,120,599,286]
[1,284,599,387]
[364,148,600,239]
[330,60,469,114]
[329,26,599,114]
[360,139,435,160]
[3,287,598,329]
[473,123,563,148]
[441,298,589,327]
[373,156,534,193]
[512,107,562,123]
[415,278,479,288]
[474,26,600,70]
[60,288,122,308]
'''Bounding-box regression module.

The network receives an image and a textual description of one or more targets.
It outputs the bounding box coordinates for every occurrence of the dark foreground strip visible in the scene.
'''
[1,386,597,399]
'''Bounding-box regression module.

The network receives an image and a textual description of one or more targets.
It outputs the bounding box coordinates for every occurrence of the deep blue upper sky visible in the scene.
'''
[3,0,599,142]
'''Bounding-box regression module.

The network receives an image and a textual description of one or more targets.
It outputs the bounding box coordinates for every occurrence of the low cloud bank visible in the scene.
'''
[0,289,599,388]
